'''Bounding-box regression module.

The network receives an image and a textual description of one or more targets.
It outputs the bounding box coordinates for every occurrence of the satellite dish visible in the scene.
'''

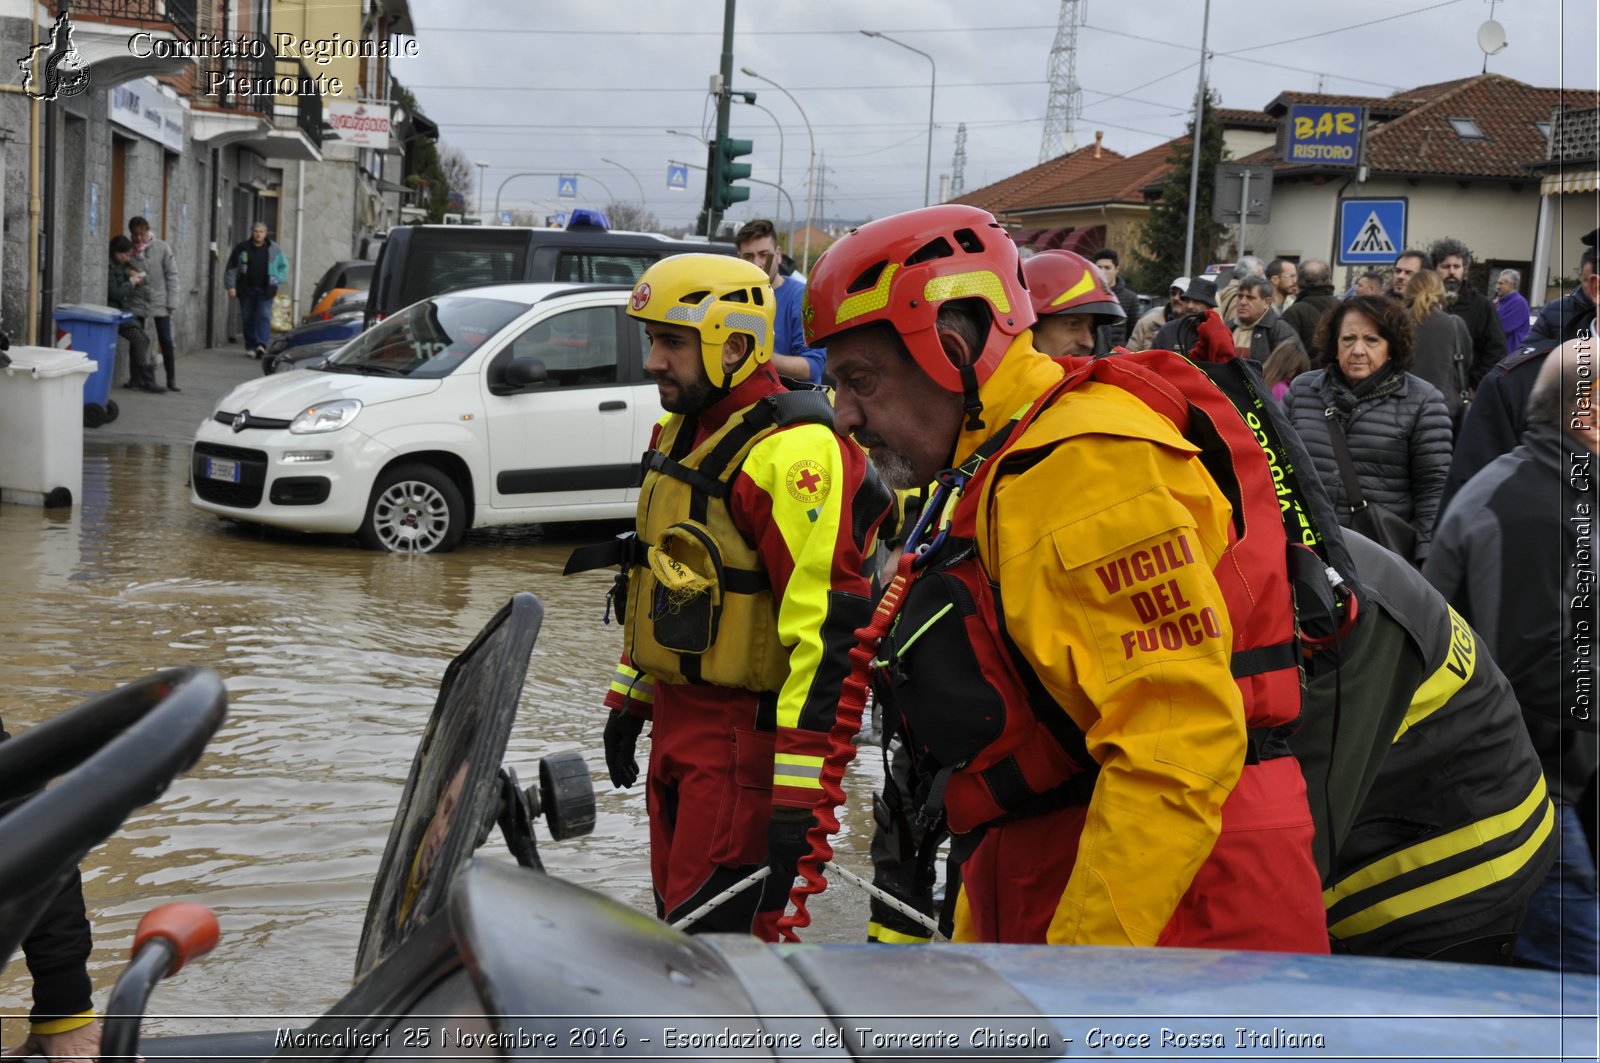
[1477,19,1508,55]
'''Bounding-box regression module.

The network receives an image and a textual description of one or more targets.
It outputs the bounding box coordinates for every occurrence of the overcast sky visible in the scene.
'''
[394,0,1598,230]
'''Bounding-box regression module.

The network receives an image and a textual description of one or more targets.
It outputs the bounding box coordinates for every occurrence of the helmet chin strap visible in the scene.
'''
[959,360,985,432]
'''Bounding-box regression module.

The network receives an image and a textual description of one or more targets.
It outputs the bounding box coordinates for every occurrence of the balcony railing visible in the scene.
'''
[71,0,197,41]
[196,36,274,118]
[274,58,324,151]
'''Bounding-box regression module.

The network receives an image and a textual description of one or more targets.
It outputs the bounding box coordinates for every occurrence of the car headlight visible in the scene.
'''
[290,398,362,434]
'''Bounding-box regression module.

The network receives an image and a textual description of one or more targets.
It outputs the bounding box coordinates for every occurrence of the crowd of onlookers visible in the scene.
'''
[1102,233,1598,975]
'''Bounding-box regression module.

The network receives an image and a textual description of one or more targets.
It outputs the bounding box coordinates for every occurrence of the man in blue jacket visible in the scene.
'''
[735,219,824,386]
[223,222,288,360]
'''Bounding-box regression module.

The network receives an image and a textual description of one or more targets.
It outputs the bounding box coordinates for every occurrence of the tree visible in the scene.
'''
[1128,89,1230,294]
[391,82,449,222]
[605,201,661,232]
[437,145,475,212]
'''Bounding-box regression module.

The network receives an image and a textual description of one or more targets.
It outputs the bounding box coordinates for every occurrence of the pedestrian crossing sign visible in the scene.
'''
[557,176,578,201]
[1338,198,1407,265]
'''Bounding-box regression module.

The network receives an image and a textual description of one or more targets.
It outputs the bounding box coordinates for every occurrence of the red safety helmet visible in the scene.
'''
[1022,249,1127,328]
[802,205,1034,395]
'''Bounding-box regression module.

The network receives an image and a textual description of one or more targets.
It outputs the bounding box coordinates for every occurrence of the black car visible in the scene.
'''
[365,221,732,326]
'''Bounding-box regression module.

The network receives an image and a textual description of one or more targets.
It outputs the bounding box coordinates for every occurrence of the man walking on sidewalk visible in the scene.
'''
[223,223,287,360]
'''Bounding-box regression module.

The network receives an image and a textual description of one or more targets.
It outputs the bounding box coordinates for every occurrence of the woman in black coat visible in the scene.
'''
[1284,294,1454,562]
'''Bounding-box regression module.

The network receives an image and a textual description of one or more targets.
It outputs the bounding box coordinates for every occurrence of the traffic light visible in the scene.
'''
[712,137,753,211]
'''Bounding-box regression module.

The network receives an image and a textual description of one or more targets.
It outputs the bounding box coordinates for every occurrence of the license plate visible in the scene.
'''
[205,457,241,483]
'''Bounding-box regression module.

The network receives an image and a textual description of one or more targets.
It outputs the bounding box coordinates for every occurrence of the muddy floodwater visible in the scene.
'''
[1,441,878,1035]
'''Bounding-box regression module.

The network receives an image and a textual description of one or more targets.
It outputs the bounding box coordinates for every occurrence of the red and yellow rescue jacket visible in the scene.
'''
[879,338,1305,946]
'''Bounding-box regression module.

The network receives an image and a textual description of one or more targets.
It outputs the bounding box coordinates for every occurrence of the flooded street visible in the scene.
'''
[1,439,878,1034]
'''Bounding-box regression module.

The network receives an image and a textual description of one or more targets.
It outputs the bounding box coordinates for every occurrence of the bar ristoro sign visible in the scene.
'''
[1285,105,1362,168]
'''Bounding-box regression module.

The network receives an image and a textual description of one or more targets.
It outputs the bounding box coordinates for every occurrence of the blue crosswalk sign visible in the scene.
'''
[1338,198,1407,265]
[552,211,568,227]
[557,176,578,201]
[498,211,513,225]
[667,163,689,191]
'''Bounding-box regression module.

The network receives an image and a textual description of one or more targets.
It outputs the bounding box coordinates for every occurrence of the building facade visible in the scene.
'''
[0,0,420,350]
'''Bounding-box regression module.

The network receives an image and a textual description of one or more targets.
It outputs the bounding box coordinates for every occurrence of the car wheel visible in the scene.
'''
[358,463,466,554]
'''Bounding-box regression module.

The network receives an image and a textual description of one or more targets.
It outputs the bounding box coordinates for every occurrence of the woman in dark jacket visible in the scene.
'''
[1284,294,1453,561]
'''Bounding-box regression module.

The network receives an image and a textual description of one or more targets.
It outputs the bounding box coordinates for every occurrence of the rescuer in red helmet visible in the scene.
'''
[1021,249,1127,358]
[803,204,1327,951]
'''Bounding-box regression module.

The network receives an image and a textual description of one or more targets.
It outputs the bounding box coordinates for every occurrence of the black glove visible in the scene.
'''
[761,808,817,911]
[603,709,645,789]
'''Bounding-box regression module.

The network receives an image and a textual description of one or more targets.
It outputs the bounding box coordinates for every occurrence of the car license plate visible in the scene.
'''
[205,457,241,483]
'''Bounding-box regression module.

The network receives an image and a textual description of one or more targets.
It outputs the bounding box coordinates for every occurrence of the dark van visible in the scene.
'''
[365,223,734,326]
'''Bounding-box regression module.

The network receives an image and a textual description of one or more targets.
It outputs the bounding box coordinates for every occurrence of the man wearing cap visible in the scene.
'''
[1151,276,1219,354]
[1127,277,1187,352]
[1280,259,1340,357]
[577,254,890,941]
[804,204,1328,951]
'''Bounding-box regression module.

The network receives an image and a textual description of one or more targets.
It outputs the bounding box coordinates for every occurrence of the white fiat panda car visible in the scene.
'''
[190,283,657,553]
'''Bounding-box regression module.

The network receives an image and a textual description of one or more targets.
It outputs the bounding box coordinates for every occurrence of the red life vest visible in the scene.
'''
[876,349,1304,835]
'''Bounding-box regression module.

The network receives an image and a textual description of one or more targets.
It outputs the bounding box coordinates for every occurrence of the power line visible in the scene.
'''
[405,79,1044,92]
[1216,0,1468,56]
[409,25,1057,36]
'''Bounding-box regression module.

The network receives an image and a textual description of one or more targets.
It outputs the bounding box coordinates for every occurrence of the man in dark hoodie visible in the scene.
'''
[1431,236,1506,389]
[1280,258,1339,357]
[1426,338,1599,975]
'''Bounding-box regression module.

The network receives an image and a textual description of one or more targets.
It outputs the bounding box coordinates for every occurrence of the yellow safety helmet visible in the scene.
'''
[627,254,775,390]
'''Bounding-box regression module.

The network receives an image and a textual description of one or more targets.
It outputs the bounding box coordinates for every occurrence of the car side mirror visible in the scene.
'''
[492,357,550,393]
[505,358,549,388]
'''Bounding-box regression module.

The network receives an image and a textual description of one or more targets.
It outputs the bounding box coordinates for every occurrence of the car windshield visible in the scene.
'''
[325,296,527,378]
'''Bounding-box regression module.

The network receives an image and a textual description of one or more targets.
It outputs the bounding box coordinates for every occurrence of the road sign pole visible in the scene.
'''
[1237,168,1250,260]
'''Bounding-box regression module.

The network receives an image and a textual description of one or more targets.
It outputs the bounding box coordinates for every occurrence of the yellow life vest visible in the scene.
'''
[624,391,835,691]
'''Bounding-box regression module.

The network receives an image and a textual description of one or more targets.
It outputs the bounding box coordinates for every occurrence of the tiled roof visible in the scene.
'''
[953,143,1126,215]
[1253,75,1596,179]
[1214,107,1277,129]
[955,140,1178,215]
[1265,91,1413,119]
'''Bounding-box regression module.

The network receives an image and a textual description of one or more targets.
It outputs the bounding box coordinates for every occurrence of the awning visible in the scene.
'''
[1541,169,1600,195]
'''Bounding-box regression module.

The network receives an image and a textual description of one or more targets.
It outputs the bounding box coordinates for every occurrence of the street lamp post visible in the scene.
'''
[600,157,646,209]
[861,30,935,208]
[741,66,816,271]
[475,160,489,219]
[738,98,787,231]
[494,171,615,220]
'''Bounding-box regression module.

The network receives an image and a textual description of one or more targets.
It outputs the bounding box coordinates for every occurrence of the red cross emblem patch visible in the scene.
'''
[630,283,651,311]
[785,459,831,504]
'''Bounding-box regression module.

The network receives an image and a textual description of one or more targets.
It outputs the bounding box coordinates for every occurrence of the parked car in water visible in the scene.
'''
[308,259,375,316]
[191,282,656,553]
[261,310,366,374]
